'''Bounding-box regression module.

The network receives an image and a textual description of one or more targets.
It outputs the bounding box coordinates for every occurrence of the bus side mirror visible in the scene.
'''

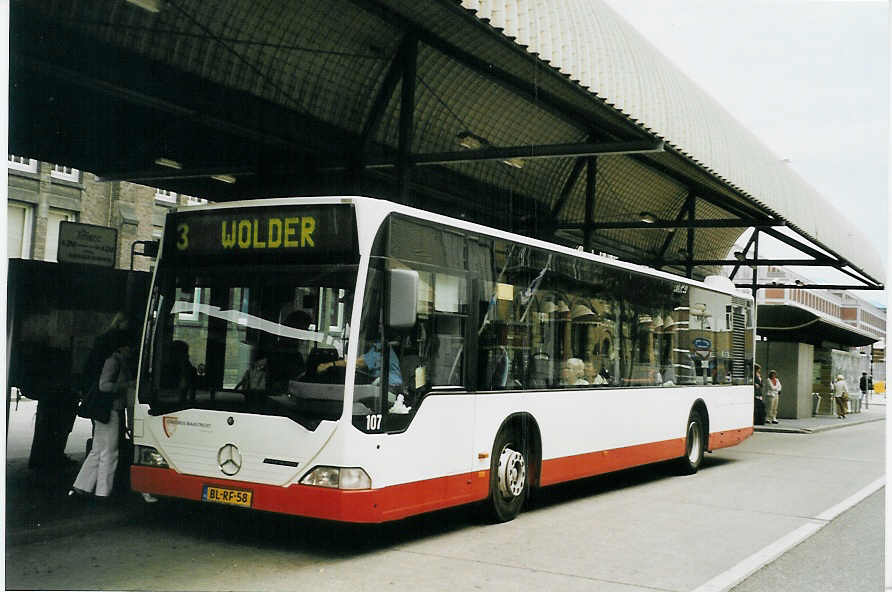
[388,269,418,329]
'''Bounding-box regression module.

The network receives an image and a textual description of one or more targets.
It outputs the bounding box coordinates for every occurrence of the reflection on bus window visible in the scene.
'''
[140,265,358,429]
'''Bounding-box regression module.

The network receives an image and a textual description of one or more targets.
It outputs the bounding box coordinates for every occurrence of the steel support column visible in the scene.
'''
[751,230,760,301]
[397,35,417,205]
[583,157,597,250]
[654,195,690,270]
[686,194,696,278]
[355,40,406,192]
[550,157,587,220]
[728,230,759,280]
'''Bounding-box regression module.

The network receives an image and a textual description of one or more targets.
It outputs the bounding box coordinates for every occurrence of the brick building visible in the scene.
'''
[7,155,206,271]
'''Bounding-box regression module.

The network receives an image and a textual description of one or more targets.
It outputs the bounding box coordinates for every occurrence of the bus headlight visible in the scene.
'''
[300,466,371,490]
[134,445,169,468]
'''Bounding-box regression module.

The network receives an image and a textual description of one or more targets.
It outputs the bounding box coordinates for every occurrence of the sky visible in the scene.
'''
[602,0,889,305]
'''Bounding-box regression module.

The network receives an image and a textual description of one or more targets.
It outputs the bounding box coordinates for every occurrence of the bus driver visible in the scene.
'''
[317,341,402,390]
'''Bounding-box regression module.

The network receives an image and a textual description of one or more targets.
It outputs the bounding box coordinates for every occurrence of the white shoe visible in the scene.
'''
[141,492,159,503]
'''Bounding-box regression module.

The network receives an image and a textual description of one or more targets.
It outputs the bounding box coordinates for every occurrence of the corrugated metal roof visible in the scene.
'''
[11,0,883,285]
[459,0,884,282]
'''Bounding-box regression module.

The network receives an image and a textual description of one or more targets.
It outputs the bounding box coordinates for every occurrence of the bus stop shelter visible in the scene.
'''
[10,0,885,288]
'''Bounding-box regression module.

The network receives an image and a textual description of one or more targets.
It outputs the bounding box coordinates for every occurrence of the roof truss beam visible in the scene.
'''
[654,196,691,269]
[736,284,885,291]
[16,56,296,151]
[350,0,651,141]
[97,166,255,183]
[358,38,407,154]
[758,227,881,287]
[360,140,663,168]
[551,149,590,219]
[728,229,759,280]
[630,155,771,222]
[656,258,840,267]
[556,218,785,231]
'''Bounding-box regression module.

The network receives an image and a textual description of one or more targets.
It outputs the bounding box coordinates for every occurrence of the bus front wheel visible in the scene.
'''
[677,410,705,475]
[487,428,529,522]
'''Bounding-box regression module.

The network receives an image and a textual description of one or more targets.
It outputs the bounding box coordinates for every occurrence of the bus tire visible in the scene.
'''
[487,428,529,523]
[677,410,705,475]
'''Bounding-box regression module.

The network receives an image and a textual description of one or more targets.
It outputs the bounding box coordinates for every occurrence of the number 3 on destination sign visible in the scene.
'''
[176,223,189,250]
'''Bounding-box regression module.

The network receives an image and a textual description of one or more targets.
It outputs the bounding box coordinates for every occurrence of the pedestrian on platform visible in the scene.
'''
[834,374,849,419]
[753,364,765,425]
[868,375,874,408]
[764,369,781,424]
[68,330,134,499]
[859,372,869,410]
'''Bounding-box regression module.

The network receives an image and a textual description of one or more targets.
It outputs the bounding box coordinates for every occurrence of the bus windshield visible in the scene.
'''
[139,264,357,429]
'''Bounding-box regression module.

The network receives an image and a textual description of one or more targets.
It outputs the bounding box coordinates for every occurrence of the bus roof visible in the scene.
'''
[173,195,752,301]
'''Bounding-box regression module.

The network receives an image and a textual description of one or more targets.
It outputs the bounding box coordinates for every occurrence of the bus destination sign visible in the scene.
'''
[164,204,356,261]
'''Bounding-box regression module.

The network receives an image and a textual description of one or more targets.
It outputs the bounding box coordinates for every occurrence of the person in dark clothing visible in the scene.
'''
[164,340,197,403]
[753,364,765,425]
[859,372,869,410]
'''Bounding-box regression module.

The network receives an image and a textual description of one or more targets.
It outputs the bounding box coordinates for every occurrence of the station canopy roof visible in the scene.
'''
[10,0,884,288]
[757,305,879,348]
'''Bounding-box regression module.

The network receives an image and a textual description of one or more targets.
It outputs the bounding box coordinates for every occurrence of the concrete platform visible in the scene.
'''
[755,395,885,434]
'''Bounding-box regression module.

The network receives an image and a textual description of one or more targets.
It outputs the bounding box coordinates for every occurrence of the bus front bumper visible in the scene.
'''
[131,466,489,523]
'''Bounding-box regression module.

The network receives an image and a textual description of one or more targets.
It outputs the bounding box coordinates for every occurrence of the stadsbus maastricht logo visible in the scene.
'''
[162,417,212,438]
[163,416,178,438]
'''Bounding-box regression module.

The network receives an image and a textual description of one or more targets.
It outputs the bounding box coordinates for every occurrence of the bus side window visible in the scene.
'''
[427,273,467,387]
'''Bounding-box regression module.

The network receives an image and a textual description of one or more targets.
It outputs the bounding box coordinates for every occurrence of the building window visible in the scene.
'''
[8,155,38,174]
[184,195,208,206]
[7,202,33,258]
[50,164,80,182]
[155,188,178,204]
[45,209,77,262]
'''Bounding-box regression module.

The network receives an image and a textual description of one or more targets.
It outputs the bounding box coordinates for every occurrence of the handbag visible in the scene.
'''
[77,382,113,424]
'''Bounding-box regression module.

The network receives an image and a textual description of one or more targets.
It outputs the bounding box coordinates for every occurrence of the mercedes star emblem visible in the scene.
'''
[217,443,242,476]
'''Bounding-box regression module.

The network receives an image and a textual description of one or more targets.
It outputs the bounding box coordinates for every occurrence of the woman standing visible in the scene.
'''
[764,369,782,424]
[69,330,133,499]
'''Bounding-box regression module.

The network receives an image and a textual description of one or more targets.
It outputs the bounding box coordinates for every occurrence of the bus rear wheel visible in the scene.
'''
[677,410,705,475]
[487,428,529,523]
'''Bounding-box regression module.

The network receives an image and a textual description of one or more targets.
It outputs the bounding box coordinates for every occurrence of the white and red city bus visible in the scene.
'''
[131,196,754,523]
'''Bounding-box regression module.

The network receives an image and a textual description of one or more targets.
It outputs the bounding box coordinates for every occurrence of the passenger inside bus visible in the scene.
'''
[235,351,268,405]
[560,358,588,386]
[162,340,197,403]
[266,310,311,391]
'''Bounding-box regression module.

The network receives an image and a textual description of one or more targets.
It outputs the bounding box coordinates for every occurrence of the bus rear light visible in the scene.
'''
[300,466,371,490]
[135,445,169,468]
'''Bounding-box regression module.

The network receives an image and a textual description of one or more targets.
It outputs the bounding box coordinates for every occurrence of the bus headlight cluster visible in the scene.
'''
[300,466,371,490]
[134,445,169,468]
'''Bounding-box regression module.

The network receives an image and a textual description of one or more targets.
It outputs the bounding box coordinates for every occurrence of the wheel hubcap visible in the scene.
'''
[497,445,526,498]
[687,421,702,464]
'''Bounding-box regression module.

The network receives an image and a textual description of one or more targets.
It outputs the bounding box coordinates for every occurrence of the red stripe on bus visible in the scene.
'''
[538,427,753,486]
[131,466,489,523]
[539,438,685,486]
[131,426,751,522]
[708,426,753,451]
